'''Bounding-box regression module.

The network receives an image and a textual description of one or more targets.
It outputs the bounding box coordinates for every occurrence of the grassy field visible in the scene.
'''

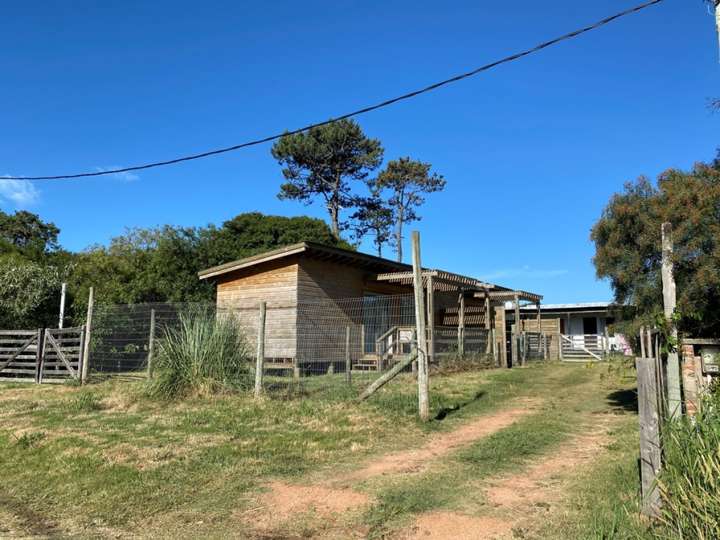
[0,361,649,538]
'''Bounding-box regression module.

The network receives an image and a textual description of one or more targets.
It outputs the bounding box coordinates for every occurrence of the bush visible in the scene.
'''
[656,390,720,539]
[146,309,252,399]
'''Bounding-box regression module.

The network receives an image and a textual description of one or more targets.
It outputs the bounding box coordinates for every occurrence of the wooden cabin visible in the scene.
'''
[198,242,542,371]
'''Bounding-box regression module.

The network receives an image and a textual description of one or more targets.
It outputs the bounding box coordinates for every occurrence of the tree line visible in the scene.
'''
[592,151,720,337]
[0,119,445,329]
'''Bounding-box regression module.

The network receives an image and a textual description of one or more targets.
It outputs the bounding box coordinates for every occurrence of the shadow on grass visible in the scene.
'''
[434,391,487,421]
[606,388,638,413]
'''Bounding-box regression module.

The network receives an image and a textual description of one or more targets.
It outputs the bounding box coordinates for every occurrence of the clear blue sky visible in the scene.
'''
[1,0,718,303]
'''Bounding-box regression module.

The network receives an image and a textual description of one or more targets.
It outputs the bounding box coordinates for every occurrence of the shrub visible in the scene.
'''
[656,390,720,539]
[146,309,252,399]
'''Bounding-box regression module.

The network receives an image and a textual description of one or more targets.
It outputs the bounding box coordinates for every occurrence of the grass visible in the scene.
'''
[146,309,253,399]
[0,361,644,538]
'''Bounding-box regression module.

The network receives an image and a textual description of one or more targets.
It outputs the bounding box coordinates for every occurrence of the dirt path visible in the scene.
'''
[333,402,539,484]
[403,413,619,540]
[244,400,541,537]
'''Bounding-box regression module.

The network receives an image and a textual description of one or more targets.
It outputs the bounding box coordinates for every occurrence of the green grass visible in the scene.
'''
[0,361,643,538]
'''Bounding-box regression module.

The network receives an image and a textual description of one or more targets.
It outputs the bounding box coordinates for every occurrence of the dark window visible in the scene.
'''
[583,317,598,334]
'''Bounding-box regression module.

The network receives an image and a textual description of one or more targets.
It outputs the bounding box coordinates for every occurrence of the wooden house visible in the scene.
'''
[198,242,542,371]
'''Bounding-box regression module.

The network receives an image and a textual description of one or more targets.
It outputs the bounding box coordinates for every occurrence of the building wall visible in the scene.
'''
[215,257,299,359]
[295,257,408,367]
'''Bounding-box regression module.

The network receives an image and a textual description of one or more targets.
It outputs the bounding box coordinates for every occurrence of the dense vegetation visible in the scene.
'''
[0,210,348,329]
[591,152,720,337]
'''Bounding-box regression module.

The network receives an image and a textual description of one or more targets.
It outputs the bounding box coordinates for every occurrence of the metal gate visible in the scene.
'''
[0,327,85,383]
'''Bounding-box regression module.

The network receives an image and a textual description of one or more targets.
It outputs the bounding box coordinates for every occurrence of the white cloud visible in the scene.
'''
[95,166,140,182]
[480,265,569,281]
[0,177,40,207]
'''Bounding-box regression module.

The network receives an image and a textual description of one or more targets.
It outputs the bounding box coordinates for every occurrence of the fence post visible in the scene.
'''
[146,309,156,378]
[34,328,44,384]
[636,357,662,517]
[661,223,682,418]
[411,231,430,421]
[58,282,66,329]
[254,302,266,398]
[81,287,94,384]
[345,325,352,385]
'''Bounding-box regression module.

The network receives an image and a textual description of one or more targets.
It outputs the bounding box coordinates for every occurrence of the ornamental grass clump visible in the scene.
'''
[146,310,252,399]
[656,389,720,539]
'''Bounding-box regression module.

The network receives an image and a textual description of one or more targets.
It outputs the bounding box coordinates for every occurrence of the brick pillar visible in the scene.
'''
[681,343,701,416]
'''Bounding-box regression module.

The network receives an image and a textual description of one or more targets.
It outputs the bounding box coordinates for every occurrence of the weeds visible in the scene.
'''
[656,392,720,539]
[145,309,252,399]
[14,431,46,449]
[64,391,103,413]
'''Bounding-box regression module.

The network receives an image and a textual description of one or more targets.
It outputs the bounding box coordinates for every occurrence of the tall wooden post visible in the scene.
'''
[58,282,67,329]
[636,357,662,517]
[484,293,492,355]
[535,301,541,329]
[81,287,94,384]
[345,325,352,385]
[513,294,521,367]
[426,274,435,367]
[639,326,646,358]
[457,291,465,357]
[146,309,156,378]
[254,302,266,398]
[662,223,681,419]
[411,231,430,421]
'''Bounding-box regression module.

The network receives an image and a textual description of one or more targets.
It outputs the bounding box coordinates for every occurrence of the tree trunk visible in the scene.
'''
[395,205,404,263]
[329,205,340,239]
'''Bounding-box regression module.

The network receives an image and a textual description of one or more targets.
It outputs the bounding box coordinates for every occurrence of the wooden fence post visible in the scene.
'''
[411,231,430,421]
[81,287,94,384]
[34,328,44,384]
[636,357,662,517]
[661,223,682,419]
[58,282,67,329]
[146,309,156,378]
[254,302,266,398]
[345,325,352,385]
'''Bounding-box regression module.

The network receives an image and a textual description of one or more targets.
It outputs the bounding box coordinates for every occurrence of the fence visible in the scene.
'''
[83,294,505,391]
[0,327,85,383]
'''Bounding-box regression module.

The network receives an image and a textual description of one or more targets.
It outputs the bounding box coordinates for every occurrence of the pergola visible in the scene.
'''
[376,269,543,364]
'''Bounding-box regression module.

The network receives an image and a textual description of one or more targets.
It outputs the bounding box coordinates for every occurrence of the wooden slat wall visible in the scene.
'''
[216,257,299,358]
[0,331,39,380]
[511,319,561,360]
[42,328,83,381]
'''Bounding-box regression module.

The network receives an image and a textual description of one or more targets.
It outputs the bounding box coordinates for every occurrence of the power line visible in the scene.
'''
[4,0,665,182]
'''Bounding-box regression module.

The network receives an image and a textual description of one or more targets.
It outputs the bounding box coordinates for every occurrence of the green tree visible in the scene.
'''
[350,196,394,257]
[271,120,384,239]
[373,157,446,262]
[0,210,60,259]
[0,254,63,328]
[591,155,720,336]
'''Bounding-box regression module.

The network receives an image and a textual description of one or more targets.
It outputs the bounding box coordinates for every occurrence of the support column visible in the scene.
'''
[484,292,492,356]
[457,290,465,357]
[513,294,520,367]
[661,222,681,419]
[426,274,435,366]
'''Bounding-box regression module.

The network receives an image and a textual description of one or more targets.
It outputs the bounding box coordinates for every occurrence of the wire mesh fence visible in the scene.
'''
[87,294,503,394]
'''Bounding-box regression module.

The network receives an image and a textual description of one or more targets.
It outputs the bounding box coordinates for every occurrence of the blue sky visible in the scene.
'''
[1,0,718,303]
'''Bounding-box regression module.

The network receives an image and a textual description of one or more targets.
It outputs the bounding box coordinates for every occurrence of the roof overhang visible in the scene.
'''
[376,270,495,293]
[199,241,410,281]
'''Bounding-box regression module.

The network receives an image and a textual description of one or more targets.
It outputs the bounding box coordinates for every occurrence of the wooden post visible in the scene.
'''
[411,231,430,421]
[358,352,418,401]
[426,274,435,367]
[81,287,94,384]
[636,357,662,517]
[345,325,352,385]
[254,302,266,398]
[558,333,564,361]
[536,301,541,329]
[411,329,418,377]
[513,294,520,367]
[661,222,682,418]
[58,282,67,329]
[146,309,156,378]
[457,291,465,357]
[34,328,44,384]
[484,293,492,355]
[640,326,646,359]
